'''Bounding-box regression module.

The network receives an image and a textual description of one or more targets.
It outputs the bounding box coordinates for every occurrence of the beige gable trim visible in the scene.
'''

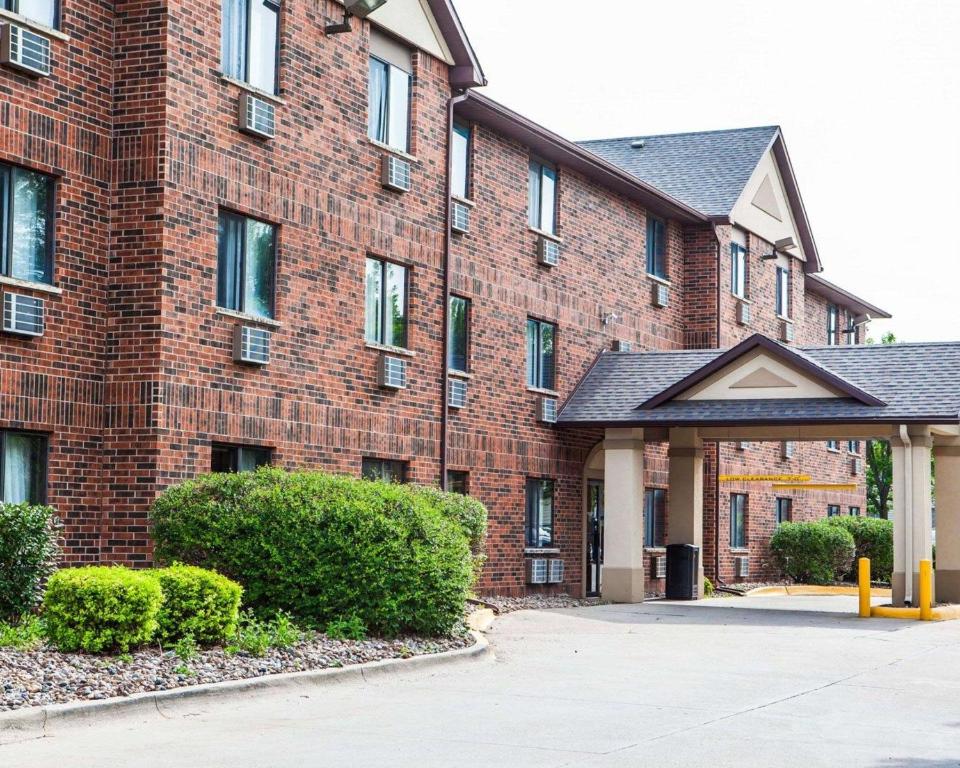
[729,367,796,389]
[732,148,806,262]
[368,0,454,64]
[751,175,783,221]
[679,350,843,401]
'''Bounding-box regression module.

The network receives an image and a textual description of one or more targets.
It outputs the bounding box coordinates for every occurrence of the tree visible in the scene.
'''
[865,331,897,518]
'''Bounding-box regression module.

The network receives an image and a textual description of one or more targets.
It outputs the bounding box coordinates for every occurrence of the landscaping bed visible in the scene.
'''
[481,594,600,614]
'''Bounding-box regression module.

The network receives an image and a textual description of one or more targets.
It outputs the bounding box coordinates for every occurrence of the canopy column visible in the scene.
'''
[933,437,960,603]
[891,426,934,606]
[602,428,646,603]
[668,427,704,598]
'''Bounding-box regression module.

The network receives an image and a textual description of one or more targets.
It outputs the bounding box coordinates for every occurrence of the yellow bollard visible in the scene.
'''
[858,557,871,618]
[919,559,933,621]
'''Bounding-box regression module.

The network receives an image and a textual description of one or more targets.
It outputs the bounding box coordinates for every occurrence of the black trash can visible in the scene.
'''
[665,543,700,600]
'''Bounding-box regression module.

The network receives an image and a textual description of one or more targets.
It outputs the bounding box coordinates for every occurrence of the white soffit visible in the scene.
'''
[368,0,454,64]
[678,350,843,401]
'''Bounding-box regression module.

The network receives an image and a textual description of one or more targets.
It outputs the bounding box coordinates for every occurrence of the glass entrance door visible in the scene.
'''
[586,480,604,596]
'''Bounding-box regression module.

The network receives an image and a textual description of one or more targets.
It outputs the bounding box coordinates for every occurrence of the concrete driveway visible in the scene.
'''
[3,595,960,768]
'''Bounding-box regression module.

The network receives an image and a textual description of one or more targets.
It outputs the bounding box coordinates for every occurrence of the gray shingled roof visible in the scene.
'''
[558,341,960,426]
[578,126,779,217]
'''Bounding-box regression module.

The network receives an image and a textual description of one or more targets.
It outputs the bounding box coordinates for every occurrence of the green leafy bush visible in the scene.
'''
[149,564,242,646]
[0,503,62,621]
[225,611,305,656]
[411,486,488,581]
[824,516,894,582]
[770,521,856,585]
[0,614,46,650]
[152,469,480,636]
[703,577,715,598]
[325,616,367,641]
[43,567,163,653]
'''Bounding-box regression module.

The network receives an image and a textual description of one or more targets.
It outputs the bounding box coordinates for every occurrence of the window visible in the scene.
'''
[848,440,861,454]
[849,506,861,516]
[775,497,792,526]
[528,160,557,235]
[448,295,470,373]
[0,431,46,504]
[730,493,747,548]
[365,257,407,348]
[368,33,412,152]
[451,122,471,200]
[775,264,790,318]
[845,313,858,345]
[1,163,54,285]
[211,444,272,472]
[217,211,276,319]
[644,488,666,548]
[646,216,667,279]
[525,477,554,548]
[731,242,747,298]
[2,0,58,28]
[362,457,407,483]
[826,440,840,452]
[446,470,468,495]
[526,318,556,390]
[221,0,280,94]
[827,304,839,345]
[827,504,841,517]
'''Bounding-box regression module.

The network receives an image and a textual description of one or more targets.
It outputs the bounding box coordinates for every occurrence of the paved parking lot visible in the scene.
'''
[3,595,960,767]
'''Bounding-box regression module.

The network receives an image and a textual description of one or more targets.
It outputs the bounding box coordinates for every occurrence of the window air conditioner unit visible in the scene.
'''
[536,235,560,267]
[451,199,470,234]
[652,555,666,579]
[547,559,564,584]
[539,396,557,424]
[735,556,750,579]
[652,282,669,308]
[2,292,45,336]
[526,558,548,584]
[381,154,412,192]
[736,440,750,451]
[0,23,52,77]
[233,325,270,365]
[448,378,467,409]
[780,319,795,343]
[736,299,751,326]
[782,441,795,460]
[377,354,407,389]
[238,92,276,139]
[851,457,862,476]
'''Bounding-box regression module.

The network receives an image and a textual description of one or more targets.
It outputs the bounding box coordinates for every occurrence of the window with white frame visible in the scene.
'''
[647,216,667,280]
[775,261,790,318]
[731,229,747,298]
[528,159,557,235]
[2,0,59,28]
[365,256,408,348]
[451,122,471,200]
[827,304,839,345]
[526,318,556,390]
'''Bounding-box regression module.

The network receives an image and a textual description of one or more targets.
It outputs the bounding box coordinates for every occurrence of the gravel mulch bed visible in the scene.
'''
[480,594,601,614]
[1,632,473,712]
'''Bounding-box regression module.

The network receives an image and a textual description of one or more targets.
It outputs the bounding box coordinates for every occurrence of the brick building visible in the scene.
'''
[0,0,889,596]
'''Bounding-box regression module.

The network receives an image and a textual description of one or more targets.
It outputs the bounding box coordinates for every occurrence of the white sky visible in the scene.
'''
[454,0,960,343]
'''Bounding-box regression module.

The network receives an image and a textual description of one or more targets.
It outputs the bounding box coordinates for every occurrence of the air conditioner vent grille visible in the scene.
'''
[448,378,467,409]
[381,155,412,192]
[233,325,270,364]
[547,559,564,583]
[526,558,548,584]
[2,292,44,336]
[539,397,557,424]
[378,354,407,389]
[451,200,470,233]
[537,236,560,267]
[652,282,669,308]
[239,92,276,139]
[1,24,51,76]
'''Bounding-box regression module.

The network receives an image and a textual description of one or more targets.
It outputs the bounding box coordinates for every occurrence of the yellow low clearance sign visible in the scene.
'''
[772,483,859,491]
[719,474,812,483]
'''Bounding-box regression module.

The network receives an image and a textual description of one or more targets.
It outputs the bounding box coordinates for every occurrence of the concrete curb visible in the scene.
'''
[0,631,490,745]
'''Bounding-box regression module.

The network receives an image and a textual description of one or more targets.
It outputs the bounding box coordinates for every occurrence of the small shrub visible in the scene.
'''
[770,521,855,585]
[0,614,46,650]
[270,611,303,648]
[225,611,304,656]
[174,634,198,663]
[824,516,894,582]
[149,564,242,646]
[703,578,715,598]
[43,567,163,653]
[325,616,367,641]
[0,503,62,621]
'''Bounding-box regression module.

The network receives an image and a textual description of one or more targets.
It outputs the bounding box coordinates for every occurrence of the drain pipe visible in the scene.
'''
[899,425,913,605]
[712,226,723,584]
[439,90,469,490]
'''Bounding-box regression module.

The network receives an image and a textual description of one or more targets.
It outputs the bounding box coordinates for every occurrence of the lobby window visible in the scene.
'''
[827,440,840,452]
[365,257,407,348]
[646,216,667,279]
[362,457,407,483]
[731,241,747,298]
[221,0,280,94]
[528,160,557,235]
[217,211,276,319]
[525,477,554,548]
[451,122,471,200]
[448,295,470,373]
[775,264,790,318]
[446,470,468,495]
[775,497,792,526]
[730,493,747,548]
[526,318,556,390]
[849,506,861,516]
[2,0,58,28]
[644,488,666,548]
[1,163,54,285]
[211,443,271,472]
[848,440,861,454]
[368,32,412,152]
[827,304,839,345]
[0,431,46,504]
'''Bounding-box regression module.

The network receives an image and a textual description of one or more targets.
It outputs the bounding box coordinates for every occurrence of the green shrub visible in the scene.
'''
[703,577,715,598]
[325,616,367,641]
[770,521,856,585]
[0,503,62,621]
[152,468,479,636]
[225,611,305,656]
[0,614,46,650]
[410,486,488,581]
[149,564,242,646]
[824,516,894,582]
[43,566,163,653]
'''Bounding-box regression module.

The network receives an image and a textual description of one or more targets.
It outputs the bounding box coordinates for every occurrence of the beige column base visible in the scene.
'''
[602,567,646,603]
[891,571,935,606]
[935,570,960,604]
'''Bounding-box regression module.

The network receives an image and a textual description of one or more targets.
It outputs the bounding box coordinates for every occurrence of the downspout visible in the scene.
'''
[712,226,723,583]
[899,424,913,605]
[440,90,469,490]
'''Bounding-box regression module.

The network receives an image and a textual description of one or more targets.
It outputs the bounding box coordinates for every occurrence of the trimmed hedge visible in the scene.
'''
[43,567,163,653]
[770,521,855,585]
[149,564,243,645]
[824,516,894,582]
[152,468,485,636]
[0,503,62,621]
[409,485,487,581]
